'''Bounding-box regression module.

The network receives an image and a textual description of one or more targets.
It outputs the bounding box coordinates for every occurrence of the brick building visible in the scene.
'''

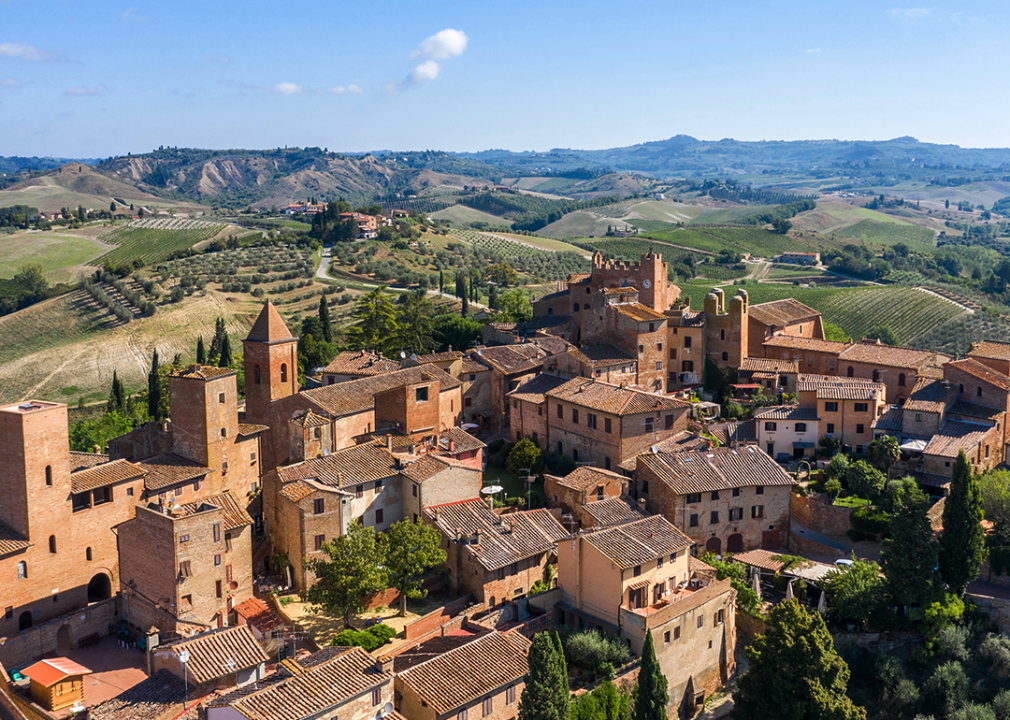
[150,625,269,690]
[320,351,401,385]
[118,492,253,633]
[754,406,820,460]
[665,306,705,388]
[836,340,948,405]
[738,357,799,395]
[761,336,851,377]
[556,514,736,712]
[465,345,547,430]
[703,288,749,371]
[507,373,571,447]
[746,298,824,357]
[796,374,888,453]
[396,631,529,720]
[424,500,567,606]
[543,466,628,524]
[634,446,793,554]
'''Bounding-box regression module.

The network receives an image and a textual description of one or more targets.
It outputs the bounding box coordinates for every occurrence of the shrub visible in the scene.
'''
[331,623,397,651]
[506,438,544,475]
[925,661,969,718]
[825,478,842,498]
[544,452,576,476]
[558,628,630,674]
[827,453,850,481]
[850,505,891,536]
[934,625,970,661]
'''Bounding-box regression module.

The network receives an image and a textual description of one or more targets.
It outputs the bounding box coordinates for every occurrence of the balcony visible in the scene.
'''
[622,576,712,618]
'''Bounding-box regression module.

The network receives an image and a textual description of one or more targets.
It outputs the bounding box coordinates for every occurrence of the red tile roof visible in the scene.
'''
[70,458,145,493]
[639,446,793,494]
[322,351,400,377]
[614,303,667,322]
[740,357,799,374]
[508,373,571,404]
[947,358,1010,391]
[302,366,460,416]
[162,626,267,685]
[749,299,820,327]
[245,301,296,344]
[581,498,648,528]
[549,466,627,492]
[139,453,211,491]
[581,515,691,569]
[546,377,689,415]
[177,492,253,531]
[967,340,1010,361]
[276,441,398,489]
[838,340,939,370]
[0,520,31,558]
[172,364,236,381]
[922,420,992,459]
[21,658,91,687]
[233,597,287,634]
[763,336,849,354]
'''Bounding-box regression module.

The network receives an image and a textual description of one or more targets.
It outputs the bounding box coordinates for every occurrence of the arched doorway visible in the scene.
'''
[87,573,111,603]
[705,537,722,555]
[56,624,72,653]
[18,611,32,631]
[726,534,744,553]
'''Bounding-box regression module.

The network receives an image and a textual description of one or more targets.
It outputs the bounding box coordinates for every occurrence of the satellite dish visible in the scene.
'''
[179,650,190,664]
[400,351,406,358]
[481,485,504,495]
[383,702,394,717]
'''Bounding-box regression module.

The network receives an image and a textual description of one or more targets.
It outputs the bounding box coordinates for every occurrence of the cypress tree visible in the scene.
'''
[147,350,162,420]
[218,334,232,368]
[518,632,568,720]
[319,296,333,343]
[634,631,668,720]
[439,270,444,293]
[196,336,206,364]
[940,451,986,596]
[209,318,226,360]
[107,370,126,414]
[461,292,470,318]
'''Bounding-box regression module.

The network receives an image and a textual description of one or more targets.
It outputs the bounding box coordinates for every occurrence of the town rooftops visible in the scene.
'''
[546,377,690,415]
[222,646,390,720]
[302,365,460,417]
[947,400,1004,422]
[508,373,571,404]
[89,670,187,720]
[582,498,649,528]
[872,406,904,432]
[838,340,940,370]
[397,632,530,716]
[797,374,884,400]
[290,410,329,428]
[70,458,145,494]
[245,301,297,344]
[762,335,851,354]
[160,626,267,685]
[569,344,635,367]
[138,453,211,491]
[469,344,546,375]
[903,378,954,414]
[549,466,627,492]
[413,350,464,364]
[425,500,567,571]
[322,350,400,377]
[177,492,253,531]
[967,340,1010,361]
[277,440,398,489]
[461,357,490,374]
[233,597,287,634]
[947,358,1010,391]
[20,658,91,687]
[614,303,667,323]
[581,514,691,569]
[69,451,111,471]
[0,520,31,557]
[171,364,236,381]
[739,357,799,374]
[922,420,993,459]
[438,427,486,455]
[754,405,819,421]
[639,446,793,495]
[749,299,821,328]
[400,454,474,484]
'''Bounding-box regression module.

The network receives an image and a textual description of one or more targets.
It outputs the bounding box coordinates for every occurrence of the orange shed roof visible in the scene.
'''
[22,658,92,687]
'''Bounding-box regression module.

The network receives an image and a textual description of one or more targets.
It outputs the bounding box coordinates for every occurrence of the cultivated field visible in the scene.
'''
[0,231,113,282]
[96,219,226,265]
[429,204,512,227]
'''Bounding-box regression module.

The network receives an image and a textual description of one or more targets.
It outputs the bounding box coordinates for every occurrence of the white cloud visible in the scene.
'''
[807,48,821,53]
[0,42,60,61]
[890,8,933,22]
[410,60,440,82]
[412,29,468,60]
[332,84,363,95]
[121,7,149,23]
[65,85,107,96]
[0,77,21,88]
[273,82,303,96]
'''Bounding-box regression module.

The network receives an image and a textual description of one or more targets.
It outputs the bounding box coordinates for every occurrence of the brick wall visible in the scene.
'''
[0,598,118,670]
[510,398,548,447]
[790,493,853,537]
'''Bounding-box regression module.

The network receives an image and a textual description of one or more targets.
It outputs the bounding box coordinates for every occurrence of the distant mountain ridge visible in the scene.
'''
[0,156,100,174]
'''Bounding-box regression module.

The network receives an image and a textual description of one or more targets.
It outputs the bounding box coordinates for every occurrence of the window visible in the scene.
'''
[572,408,579,424]
[216,580,222,599]
[764,422,777,431]
[465,397,472,408]
[632,565,642,577]
[670,348,677,360]
[93,486,112,505]
[827,423,835,434]
[604,418,612,434]
[755,485,764,495]
[689,514,699,527]
[416,386,429,402]
[179,534,190,543]
[807,355,813,367]
[720,329,725,341]
[4,607,11,619]
[507,686,516,705]
[572,448,579,461]
[656,361,663,371]
[711,491,720,501]
[355,485,364,498]
[729,507,743,521]
[49,535,56,554]
[214,554,222,566]
[829,358,836,370]
[721,351,729,362]
[716,609,725,625]
[179,561,192,578]
[557,404,564,419]
[682,360,694,372]
[795,423,807,433]
[458,710,468,720]
[674,626,681,640]
[686,493,701,504]
[193,480,201,492]
[225,533,233,552]
[375,480,383,494]
[898,373,906,387]
[574,303,580,312]
[127,487,134,497]
[174,486,183,497]
[665,414,675,430]
[280,364,288,383]
[557,441,563,454]
[710,511,719,524]
[752,505,764,519]
[683,336,692,349]
[697,616,704,629]
[314,535,325,551]
[16,561,26,579]
[856,424,865,434]
[825,402,838,412]
[218,392,226,404]
[45,465,52,486]
[872,370,880,382]
[657,555,664,568]
[220,427,227,438]
[412,483,418,497]
[254,365,261,385]
[847,366,854,378]
[733,487,740,497]
[470,374,477,382]
[639,345,644,355]
[642,481,649,494]
[483,698,493,717]
[664,630,670,643]
[645,417,654,433]
[657,342,663,352]
[587,413,597,429]
[86,547,92,561]
[213,523,221,542]
[376,508,384,525]
[226,565,233,582]
[978,386,983,398]
[854,403,868,412]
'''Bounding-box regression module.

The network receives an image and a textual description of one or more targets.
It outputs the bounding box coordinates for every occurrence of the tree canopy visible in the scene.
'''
[346,287,398,354]
[633,631,668,720]
[378,518,446,616]
[518,632,569,720]
[302,521,389,624]
[881,483,942,607]
[939,451,986,596]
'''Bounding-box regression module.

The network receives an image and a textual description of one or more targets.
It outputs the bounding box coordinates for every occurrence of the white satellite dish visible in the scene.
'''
[383,702,394,717]
[179,650,190,664]
[400,351,406,358]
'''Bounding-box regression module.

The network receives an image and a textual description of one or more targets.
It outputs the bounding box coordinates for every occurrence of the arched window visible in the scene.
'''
[721,351,729,362]
[254,365,261,385]
[17,561,26,579]
[847,366,854,378]
[585,287,591,294]
[898,373,906,387]
[45,465,52,486]
[978,386,983,398]
[280,364,288,383]
[573,303,580,312]
[49,536,56,554]
[872,370,880,382]
[86,547,92,561]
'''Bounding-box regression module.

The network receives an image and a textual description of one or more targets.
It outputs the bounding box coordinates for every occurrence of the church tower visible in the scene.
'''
[243,301,299,423]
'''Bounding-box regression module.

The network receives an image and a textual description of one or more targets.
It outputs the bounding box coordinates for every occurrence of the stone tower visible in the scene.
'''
[704,288,749,370]
[243,301,299,424]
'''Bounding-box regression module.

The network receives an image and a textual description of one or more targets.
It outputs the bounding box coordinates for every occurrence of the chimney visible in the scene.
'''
[638,498,647,511]
[386,434,393,451]
[474,528,482,545]
[94,444,101,454]
[375,655,394,674]
[448,345,453,352]
[448,440,455,453]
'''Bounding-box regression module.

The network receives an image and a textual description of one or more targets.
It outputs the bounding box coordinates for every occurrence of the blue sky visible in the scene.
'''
[1,0,1008,157]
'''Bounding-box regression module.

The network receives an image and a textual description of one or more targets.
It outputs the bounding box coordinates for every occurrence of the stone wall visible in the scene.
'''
[0,598,118,670]
[735,611,768,643]
[790,493,853,537]
[788,530,844,558]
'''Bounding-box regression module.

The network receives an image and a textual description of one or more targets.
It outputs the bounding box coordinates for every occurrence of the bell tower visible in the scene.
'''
[243,301,299,424]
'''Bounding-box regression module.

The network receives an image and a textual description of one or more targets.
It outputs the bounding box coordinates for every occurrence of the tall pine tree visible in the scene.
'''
[218,334,232,368]
[106,370,126,414]
[318,296,333,343]
[147,350,162,420]
[634,630,668,720]
[940,451,986,596]
[518,632,569,720]
[881,483,942,607]
[461,291,470,318]
[196,336,206,364]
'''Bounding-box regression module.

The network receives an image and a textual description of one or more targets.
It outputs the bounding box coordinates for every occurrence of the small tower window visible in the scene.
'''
[86,547,93,561]
[720,329,725,341]
[45,466,52,486]
[17,561,27,579]
[49,536,57,554]
[281,364,288,383]
[254,365,261,385]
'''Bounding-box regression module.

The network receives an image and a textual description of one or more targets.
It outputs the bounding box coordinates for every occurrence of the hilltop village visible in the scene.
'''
[1,250,1009,720]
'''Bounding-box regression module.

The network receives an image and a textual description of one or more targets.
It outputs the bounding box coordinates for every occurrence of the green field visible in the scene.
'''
[642,226,802,257]
[97,223,224,265]
[430,204,514,227]
[687,206,772,225]
[836,219,936,248]
[0,231,110,282]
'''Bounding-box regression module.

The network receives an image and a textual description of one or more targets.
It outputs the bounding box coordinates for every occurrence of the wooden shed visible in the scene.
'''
[20,658,91,711]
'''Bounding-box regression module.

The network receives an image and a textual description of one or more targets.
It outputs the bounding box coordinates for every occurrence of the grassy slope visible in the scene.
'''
[0,231,112,282]
[430,204,513,227]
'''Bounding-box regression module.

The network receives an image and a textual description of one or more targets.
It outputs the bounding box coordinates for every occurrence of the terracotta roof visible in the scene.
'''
[614,303,667,322]
[677,310,705,327]
[425,500,567,571]
[278,479,335,503]
[838,341,938,370]
[227,646,390,720]
[400,454,457,483]
[550,466,627,492]
[797,374,884,400]
[393,632,487,673]
[139,453,211,491]
[177,492,253,531]
[569,345,635,367]
[620,432,711,470]
[90,670,187,720]
[508,373,570,404]
[872,406,904,432]
[461,357,490,373]
[162,626,268,684]
[21,658,91,687]
[967,340,1010,361]
[438,427,486,455]
[70,458,145,493]
[923,420,992,459]
[172,364,236,380]
[603,286,637,295]
[690,555,716,573]
[749,299,821,327]
[582,498,649,528]
[397,632,530,716]
[639,446,793,495]
[706,421,756,447]
[414,350,464,364]
[545,377,690,415]
[903,378,954,414]
[581,515,691,569]
[322,351,400,377]
[469,345,546,375]
[0,519,31,558]
[276,441,398,489]
[730,549,788,572]
[754,405,819,421]
[739,357,799,374]
[246,301,296,344]
[947,358,1010,391]
[762,336,849,354]
[947,401,1004,422]
[302,366,460,416]
[69,451,110,471]
[233,597,287,633]
[290,411,329,428]
[238,423,269,436]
